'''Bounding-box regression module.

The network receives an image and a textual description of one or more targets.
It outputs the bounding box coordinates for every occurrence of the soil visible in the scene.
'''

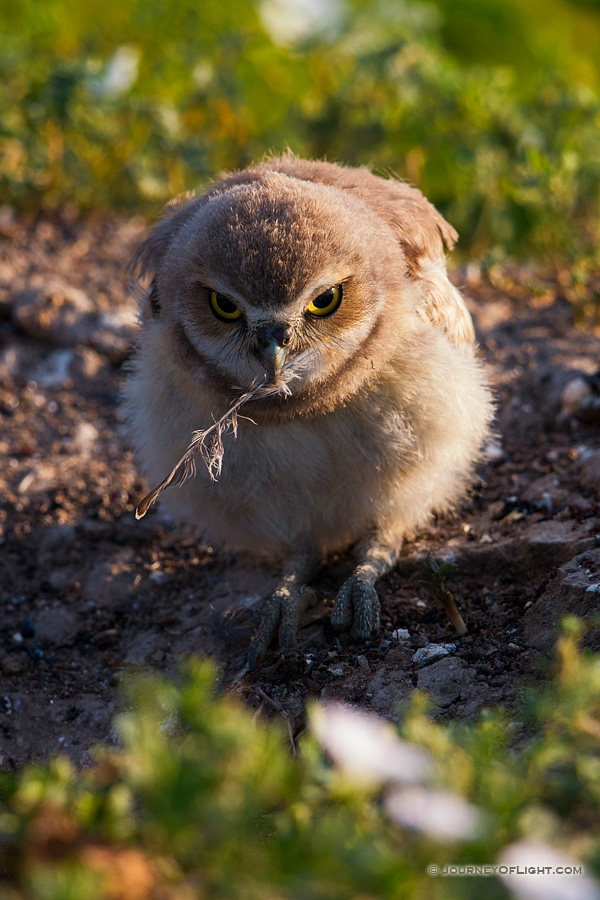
[1,212,599,769]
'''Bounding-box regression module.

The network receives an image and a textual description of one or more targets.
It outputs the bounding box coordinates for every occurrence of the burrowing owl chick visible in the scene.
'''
[124,155,493,666]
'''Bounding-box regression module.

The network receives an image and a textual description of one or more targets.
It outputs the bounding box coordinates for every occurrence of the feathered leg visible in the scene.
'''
[248,551,322,669]
[331,536,399,639]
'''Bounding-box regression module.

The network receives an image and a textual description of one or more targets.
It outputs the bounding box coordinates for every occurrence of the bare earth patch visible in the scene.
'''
[1,214,599,767]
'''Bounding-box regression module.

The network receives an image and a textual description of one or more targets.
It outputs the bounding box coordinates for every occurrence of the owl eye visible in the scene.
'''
[209,290,242,322]
[307,284,343,318]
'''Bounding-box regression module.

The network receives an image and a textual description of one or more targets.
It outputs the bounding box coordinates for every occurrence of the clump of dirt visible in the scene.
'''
[1,214,599,768]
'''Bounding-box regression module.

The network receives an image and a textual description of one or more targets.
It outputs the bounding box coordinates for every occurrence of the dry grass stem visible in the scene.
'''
[135,348,314,519]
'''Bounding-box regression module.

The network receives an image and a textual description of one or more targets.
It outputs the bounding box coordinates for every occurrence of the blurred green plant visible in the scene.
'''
[1,618,600,899]
[1,0,600,272]
[422,552,467,634]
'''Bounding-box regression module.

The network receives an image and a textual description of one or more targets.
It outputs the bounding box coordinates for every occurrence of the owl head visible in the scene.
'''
[130,159,456,417]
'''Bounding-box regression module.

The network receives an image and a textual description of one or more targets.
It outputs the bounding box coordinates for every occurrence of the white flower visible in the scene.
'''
[259,0,343,45]
[311,702,431,787]
[385,786,482,842]
[93,47,139,98]
[498,843,600,900]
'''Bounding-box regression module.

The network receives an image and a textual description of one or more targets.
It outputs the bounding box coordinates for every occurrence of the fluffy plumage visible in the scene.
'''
[123,155,493,664]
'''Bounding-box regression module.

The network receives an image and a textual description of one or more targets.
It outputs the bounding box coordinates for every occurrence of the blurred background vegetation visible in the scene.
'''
[1,0,600,272]
[2,620,600,899]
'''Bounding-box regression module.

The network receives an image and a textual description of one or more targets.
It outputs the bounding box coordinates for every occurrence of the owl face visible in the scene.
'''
[146,171,414,414]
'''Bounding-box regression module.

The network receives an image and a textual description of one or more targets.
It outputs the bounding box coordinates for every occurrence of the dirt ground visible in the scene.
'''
[1,212,599,769]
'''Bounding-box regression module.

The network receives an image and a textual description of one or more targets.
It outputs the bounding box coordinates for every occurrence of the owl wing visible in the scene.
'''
[260,155,476,346]
[412,256,475,345]
[363,178,476,346]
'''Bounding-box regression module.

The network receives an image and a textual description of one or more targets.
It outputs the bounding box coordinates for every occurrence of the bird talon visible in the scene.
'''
[278,624,296,654]
[332,575,381,640]
[247,647,259,671]
[248,582,319,667]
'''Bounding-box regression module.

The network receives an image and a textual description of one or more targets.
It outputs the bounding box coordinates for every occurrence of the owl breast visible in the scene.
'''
[124,317,491,560]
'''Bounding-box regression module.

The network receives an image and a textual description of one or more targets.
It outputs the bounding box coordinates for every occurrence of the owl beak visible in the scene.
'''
[262,339,287,384]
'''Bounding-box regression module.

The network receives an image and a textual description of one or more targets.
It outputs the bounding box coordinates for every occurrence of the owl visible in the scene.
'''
[123,155,493,667]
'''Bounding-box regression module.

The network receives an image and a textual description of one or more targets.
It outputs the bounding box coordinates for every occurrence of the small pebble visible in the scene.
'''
[392,628,411,642]
[0,655,28,676]
[412,643,457,665]
[149,570,167,583]
[91,628,119,645]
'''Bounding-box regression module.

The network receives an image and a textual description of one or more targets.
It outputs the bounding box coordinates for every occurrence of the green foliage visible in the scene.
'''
[1,621,600,899]
[1,0,600,269]
[422,552,466,634]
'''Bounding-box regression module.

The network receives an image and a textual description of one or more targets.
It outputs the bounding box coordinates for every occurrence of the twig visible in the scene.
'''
[253,685,296,755]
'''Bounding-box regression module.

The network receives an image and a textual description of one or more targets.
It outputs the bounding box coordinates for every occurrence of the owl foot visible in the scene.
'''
[248,584,318,669]
[331,575,381,640]
[330,537,398,641]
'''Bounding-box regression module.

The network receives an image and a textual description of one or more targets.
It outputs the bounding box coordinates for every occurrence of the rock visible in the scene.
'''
[384,646,413,667]
[0,345,25,385]
[69,422,99,454]
[451,540,518,579]
[82,551,139,607]
[520,474,563,511]
[32,349,76,388]
[526,362,580,427]
[32,347,106,388]
[523,548,600,652]
[482,440,505,463]
[577,449,600,493]
[412,643,457,665]
[34,607,78,644]
[90,309,137,364]
[46,569,76,591]
[417,657,476,708]
[561,374,600,425]
[561,376,593,414]
[124,631,162,665]
[71,346,106,380]
[38,524,77,556]
[366,668,413,719]
[12,280,97,347]
[516,519,597,574]
[320,670,370,702]
[392,628,411,642]
[0,654,28,676]
[11,279,136,363]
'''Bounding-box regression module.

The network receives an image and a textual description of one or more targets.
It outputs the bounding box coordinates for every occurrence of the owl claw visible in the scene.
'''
[248,585,318,668]
[331,575,381,640]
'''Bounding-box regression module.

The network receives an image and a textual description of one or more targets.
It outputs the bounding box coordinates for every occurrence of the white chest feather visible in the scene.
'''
[124,322,491,558]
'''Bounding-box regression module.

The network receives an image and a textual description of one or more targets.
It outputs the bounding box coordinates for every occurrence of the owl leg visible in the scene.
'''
[248,551,322,669]
[331,537,399,640]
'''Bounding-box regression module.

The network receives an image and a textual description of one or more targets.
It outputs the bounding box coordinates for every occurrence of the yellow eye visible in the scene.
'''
[307,284,343,318]
[209,290,242,322]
